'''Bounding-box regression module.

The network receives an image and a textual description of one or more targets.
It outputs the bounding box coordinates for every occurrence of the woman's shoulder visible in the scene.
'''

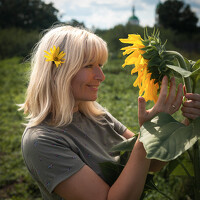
[21,124,69,152]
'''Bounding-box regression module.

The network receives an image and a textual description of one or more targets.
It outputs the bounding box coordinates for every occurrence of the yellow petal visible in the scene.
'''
[44,50,51,56]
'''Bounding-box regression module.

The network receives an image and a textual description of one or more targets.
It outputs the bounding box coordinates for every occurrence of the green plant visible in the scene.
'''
[101,29,200,199]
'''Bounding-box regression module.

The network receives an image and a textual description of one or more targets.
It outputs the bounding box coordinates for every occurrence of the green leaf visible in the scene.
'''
[192,59,200,71]
[139,112,200,161]
[142,49,158,60]
[184,57,194,71]
[191,67,200,77]
[166,64,192,77]
[110,136,137,152]
[190,60,200,82]
[164,153,194,177]
[144,174,158,191]
[148,55,162,67]
[99,162,124,186]
[170,158,194,177]
[100,164,159,192]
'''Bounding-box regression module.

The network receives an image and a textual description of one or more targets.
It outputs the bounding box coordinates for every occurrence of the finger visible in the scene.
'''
[173,83,183,110]
[183,100,200,109]
[166,77,176,105]
[156,76,168,106]
[185,93,200,102]
[166,82,183,115]
[181,106,200,116]
[182,112,199,120]
[138,96,147,126]
[182,118,190,126]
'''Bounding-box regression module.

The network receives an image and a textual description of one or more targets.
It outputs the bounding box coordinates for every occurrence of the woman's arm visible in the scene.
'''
[54,139,150,200]
[54,76,183,200]
[122,129,167,172]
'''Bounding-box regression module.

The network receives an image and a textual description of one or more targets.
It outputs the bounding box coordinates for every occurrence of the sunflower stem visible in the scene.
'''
[177,158,192,178]
[165,50,200,199]
[164,51,192,92]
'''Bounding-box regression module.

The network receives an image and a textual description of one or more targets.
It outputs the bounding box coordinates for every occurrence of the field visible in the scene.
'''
[0,57,192,199]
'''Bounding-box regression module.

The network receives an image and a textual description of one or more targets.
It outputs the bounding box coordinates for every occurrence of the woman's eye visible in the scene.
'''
[84,65,93,68]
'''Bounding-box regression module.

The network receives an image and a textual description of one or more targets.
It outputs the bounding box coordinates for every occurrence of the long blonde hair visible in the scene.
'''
[20,25,108,127]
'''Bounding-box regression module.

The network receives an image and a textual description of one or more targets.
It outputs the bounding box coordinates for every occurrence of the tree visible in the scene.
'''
[0,0,60,30]
[156,0,198,33]
[66,19,86,28]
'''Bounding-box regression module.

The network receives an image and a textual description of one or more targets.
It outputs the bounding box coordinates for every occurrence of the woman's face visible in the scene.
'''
[71,63,105,107]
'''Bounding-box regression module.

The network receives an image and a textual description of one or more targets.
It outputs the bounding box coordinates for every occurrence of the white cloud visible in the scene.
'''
[45,0,134,28]
[44,0,200,29]
[132,0,157,27]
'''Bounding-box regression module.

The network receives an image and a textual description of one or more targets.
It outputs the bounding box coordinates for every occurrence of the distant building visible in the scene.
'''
[128,6,139,25]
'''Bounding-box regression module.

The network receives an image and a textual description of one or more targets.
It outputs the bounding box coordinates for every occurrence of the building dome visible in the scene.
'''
[128,6,139,25]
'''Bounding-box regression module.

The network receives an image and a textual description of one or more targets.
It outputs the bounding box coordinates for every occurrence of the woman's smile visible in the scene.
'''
[71,64,105,104]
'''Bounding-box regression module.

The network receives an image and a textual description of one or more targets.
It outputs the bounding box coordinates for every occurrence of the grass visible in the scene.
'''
[0,57,195,199]
[0,57,42,200]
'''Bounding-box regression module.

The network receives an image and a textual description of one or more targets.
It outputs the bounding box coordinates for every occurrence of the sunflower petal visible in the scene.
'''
[120,32,161,103]
[44,46,66,67]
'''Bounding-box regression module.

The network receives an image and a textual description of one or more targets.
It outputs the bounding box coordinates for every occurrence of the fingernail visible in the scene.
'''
[138,96,145,102]
[163,76,167,81]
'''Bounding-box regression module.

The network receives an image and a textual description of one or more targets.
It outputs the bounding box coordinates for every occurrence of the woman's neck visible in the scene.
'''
[73,106,79,113]
[73,101,80,113]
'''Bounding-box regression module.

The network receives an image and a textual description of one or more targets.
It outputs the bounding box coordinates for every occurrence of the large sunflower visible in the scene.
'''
[120,30,173,103]
[120,34,159,103]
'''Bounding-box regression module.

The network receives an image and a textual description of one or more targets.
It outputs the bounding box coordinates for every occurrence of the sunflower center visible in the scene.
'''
[54,57,59,61]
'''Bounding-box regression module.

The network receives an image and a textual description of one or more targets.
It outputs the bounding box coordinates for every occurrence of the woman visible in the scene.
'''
[20,25,200,200]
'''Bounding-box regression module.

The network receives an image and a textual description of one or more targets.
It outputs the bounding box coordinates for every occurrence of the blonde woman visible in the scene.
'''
[20,25,200,200]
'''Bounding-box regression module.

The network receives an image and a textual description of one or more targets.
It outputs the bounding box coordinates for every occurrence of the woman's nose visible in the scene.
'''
[94,66,105,82]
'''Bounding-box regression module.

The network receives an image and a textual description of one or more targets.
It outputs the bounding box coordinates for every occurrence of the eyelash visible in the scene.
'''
[84,65,103,69]
[84,65,93,68]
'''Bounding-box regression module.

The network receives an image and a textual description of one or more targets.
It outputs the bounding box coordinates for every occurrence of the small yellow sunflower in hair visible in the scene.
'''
[44,46,66,68]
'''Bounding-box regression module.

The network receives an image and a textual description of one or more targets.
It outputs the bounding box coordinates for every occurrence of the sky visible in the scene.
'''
[44,0,200,30]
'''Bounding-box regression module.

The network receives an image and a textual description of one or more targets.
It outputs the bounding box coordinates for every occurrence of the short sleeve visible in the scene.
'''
[22,128,85,193]
[105,112,127,135]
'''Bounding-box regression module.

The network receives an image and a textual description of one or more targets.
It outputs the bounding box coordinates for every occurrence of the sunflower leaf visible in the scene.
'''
[99,162,124,186]
[190,59,200,82]
[139,112,200,161]
[110,136,137,152]
[142,49,158,60]
[192,59,200,71]
[166,64,192,77]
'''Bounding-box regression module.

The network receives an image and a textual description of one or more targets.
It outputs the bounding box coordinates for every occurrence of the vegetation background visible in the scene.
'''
[0,0,199,199]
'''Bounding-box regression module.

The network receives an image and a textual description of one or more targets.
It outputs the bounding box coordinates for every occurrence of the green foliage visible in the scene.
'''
[0,55,198,199]
[140,113,200,161]
[0,0,59,30]
[110,136,137,152]
[0,28,39,59]
[156,0,198,33]
[66,19,86,28]
[141,29,174,86]
[96,24,200,62]
[0,1,199,198]
[0,57,41,200]
[96,24,147,58]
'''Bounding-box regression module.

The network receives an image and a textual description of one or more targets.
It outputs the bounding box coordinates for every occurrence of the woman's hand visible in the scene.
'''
[181,86,200,124]
[138,76,183,126]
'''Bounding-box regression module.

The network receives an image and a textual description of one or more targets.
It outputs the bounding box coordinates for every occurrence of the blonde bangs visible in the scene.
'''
[82,34,108,67]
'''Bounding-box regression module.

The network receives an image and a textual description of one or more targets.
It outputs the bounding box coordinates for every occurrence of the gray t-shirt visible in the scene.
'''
[21,111,127,199]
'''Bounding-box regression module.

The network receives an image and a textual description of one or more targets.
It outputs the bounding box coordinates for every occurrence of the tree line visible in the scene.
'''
[0,0,199,60]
